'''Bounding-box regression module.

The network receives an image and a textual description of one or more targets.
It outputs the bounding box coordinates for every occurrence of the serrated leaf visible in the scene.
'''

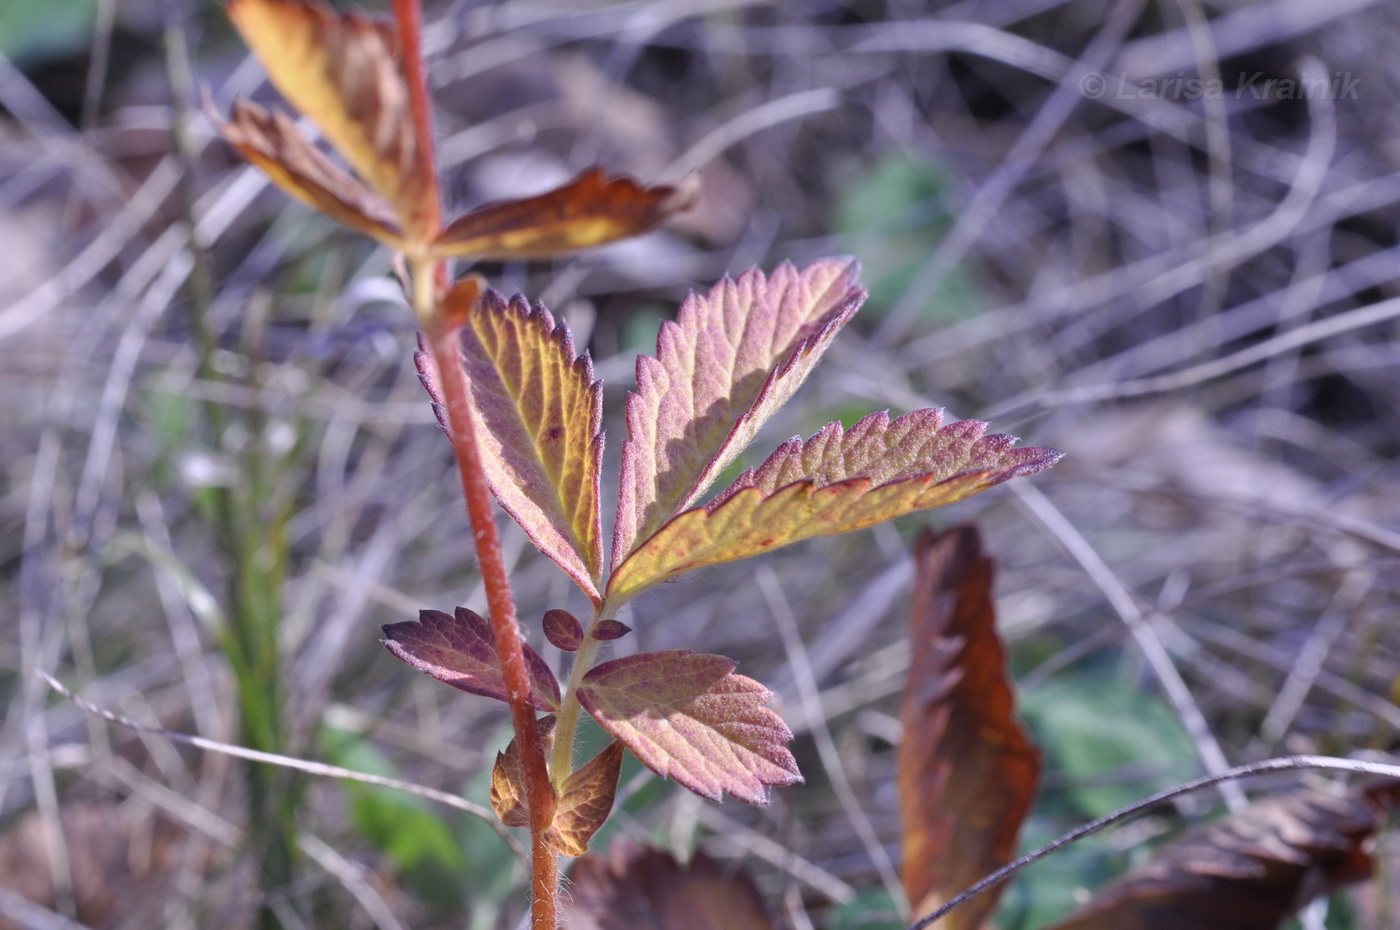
[612,258,866,566]
[490,719,622,856]
[898,525,1039,929]
[382,607,560,711]
[445,286,604,602]
[607,413,1061,603]
[1043,785,1399,930]
[565,845,777,930]
[213,98,403,245]
[548,741,625,856]
[576,650,800,805]
[491,716,557,828]
[432,167,696,260]
[225,0,434,238]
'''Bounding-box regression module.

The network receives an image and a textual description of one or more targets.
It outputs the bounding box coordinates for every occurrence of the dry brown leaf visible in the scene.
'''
[432,167,696,260]
[898,525,1040,929]
[214,98,404,245]
[1043,784,1398,930]
[548,742,625,857]
[225,0,435,238]
[565,844,776,930]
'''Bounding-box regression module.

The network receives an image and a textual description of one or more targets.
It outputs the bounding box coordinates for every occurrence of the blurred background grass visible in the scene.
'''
[2,0,1399,928]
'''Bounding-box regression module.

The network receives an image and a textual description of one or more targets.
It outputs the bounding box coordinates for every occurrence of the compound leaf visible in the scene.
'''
[213,98,402,245]
[432,167,695,260]
[898,525,1040,929]
[577,650,800,805]
[225,0,434,238]
[1043,785,1399,930]
[612,258,865,566]
[451,286,605,603]
[382,607,560,711]
[607,413,1060,603]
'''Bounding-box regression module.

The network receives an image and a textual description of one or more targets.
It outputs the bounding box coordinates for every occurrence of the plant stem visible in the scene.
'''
[548,603,617,787]
[418,267,559,930]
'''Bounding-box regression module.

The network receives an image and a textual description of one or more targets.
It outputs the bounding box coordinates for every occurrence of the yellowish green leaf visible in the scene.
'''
[448,286,605,603]
[608,413,1060,603]
[612,258,865,566]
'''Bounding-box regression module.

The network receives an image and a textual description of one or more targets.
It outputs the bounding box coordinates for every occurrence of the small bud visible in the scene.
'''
[543,609,584,651]
[592,619,632,641]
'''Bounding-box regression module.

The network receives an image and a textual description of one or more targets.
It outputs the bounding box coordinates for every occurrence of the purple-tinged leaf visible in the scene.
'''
[607,413,1061,603]
[591,619,631,641]
[452,288,605,604]
[544,609,584,652]
[577,650,801,804]
[382,607,560,711]
[612,258,865,567]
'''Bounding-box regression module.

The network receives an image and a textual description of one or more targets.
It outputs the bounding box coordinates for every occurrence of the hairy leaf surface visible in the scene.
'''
[214,99,402,244]
[899,525,1039,929]
[566,845,776,930]
[225,0,433,237]
[382,607,560,711]
[450,286,605,602]
[432,167,694,259]
[608,414,1060,602]
[1044,785,1399,930]
[577,651,800,804]
[612,259,865,566]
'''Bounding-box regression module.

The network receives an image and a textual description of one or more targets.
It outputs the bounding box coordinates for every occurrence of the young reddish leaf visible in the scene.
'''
[612,258,866,566]
[447,287,605,603]
[898,525,1040,929]
[431,167,696,260]
[382,607,560,711]
[224,0,435,239]
[576,650,800,805]
[492,716,558,828]
[607,414,1061,603]
[213,99,403,245]
[565,845,777,930]
[590,619,631,641]
[491,719,623,856]
[1043,785,1398,930]
[543,609,584,652]
[547,741,625,856]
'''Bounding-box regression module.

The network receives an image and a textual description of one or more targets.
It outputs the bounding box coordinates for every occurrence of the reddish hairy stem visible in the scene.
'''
[426,315,559,929]
[390,0,441,236]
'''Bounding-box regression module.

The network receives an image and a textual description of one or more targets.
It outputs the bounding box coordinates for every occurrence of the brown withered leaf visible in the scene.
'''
[490,718,623,855]
[549,741,625,856]
[214,98,403,245]
[225,0,435,238]
[565,844,777,930]
[432,167,696,259]
[491,716,558,829]
[899,525,1040,929]
[1043,784,1399,930]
